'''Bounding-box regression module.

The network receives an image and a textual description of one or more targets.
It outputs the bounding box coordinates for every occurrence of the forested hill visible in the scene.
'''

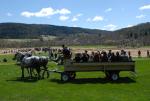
[0,22,150,46]
[109,22,150,46]
[0,23,110,39]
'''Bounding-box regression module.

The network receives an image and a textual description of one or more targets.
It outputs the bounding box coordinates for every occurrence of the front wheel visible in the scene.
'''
[61,73,69,82]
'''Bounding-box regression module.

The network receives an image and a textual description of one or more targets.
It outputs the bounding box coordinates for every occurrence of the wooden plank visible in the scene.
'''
[64,61,135,72]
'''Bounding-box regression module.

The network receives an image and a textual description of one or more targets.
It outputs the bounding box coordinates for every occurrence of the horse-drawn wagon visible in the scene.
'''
[58,59,136,82]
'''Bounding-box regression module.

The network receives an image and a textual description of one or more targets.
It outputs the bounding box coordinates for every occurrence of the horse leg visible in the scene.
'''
[32,68,37,77]
[36,67,41,79]
[27,68,30,75]
[42,65,48,79]
[21,66,24,78]
[29,67,33,78]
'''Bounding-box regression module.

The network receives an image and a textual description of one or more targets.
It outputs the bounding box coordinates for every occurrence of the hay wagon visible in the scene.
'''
[59,59,136,82]
[50,59,135,82]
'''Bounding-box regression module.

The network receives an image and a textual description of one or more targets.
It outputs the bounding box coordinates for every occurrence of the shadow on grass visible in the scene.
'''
[50,77,136,84]
[6,77,38,83]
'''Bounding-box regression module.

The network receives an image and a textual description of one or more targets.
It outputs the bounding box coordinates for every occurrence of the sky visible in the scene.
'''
[0,0,150,31]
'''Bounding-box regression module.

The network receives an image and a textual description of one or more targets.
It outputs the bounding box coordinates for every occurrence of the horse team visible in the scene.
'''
[13,52,48,79]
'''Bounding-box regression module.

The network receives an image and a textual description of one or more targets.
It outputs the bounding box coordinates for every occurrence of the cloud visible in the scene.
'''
[93,16,103,21]
[105,8,112,12]
[86,18,91,22]
[139,4,150,10]
[103,24,117,31]
[59,15,69,21]
[127,25,133,27]
[72,17,78,22]
[7,13,12,16]
[57,8,71,15]
[21,7,71,18]
[73,25,77,27]
[136,14,146,19]
[71,13,82,22]
[87,16,104,22]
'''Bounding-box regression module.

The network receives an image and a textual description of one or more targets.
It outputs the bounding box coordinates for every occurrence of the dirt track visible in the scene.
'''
[0,47,150,57]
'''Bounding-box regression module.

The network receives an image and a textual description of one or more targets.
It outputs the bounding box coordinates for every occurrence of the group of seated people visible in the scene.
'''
[74,50,132,63]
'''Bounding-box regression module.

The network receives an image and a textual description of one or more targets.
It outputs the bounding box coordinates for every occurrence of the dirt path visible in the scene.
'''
[1,47,150,57]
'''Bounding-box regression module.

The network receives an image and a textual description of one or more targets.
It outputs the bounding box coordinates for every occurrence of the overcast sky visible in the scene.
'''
[0,0,150,31]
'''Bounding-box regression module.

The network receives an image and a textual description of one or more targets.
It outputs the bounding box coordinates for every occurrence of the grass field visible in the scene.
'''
[0,54,150,101]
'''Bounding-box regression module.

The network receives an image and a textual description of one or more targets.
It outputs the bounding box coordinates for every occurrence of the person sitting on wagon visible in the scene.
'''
[101,51,108,62]
[108,50,112,59]
[115,51,121,62]
[98,51,102,62]
[89,51,94,62]
[84,50,89,60]
[109,52,116,62]
[128,53,132,61]
[93,52,100,62]
[81,53,89,62]
[74,53,81,63]
[120,51,129,62]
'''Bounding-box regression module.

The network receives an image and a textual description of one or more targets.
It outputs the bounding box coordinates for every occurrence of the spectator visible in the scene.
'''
[147,50,150,58]
[138,50,141,58]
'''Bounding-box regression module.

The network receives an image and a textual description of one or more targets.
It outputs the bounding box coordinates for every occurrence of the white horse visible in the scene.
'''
[14,52,49,79]
[21,56,41,78]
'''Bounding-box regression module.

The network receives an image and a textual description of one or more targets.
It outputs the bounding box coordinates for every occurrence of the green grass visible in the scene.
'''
[0,54,150,101]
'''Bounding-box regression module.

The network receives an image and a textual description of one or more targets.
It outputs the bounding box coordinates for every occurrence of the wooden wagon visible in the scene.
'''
[59,59,136,82]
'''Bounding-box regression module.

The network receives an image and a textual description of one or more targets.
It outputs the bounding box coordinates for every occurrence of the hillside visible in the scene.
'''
[0,22,150,47]
[0,23,110,39]
[112,22,150,46]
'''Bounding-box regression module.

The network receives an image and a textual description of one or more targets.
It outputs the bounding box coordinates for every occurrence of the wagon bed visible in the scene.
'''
[64,62,135,72]
[53,59,136,82]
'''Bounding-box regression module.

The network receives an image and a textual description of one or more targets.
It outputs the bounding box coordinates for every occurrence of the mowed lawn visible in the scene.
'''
[0,54,150,101]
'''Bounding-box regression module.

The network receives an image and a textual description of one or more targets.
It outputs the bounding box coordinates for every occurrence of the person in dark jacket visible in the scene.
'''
[101,51,108,62]
[81,53,89,62]
[74,53,81,63]
[62,45,71,59]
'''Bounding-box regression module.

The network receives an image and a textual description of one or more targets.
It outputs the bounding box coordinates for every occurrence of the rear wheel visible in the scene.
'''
[111,73,119,81]
[69,72,76,80]
[105,71,120,81]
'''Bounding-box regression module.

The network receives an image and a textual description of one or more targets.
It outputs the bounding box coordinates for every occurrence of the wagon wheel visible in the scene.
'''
[69,72,76,80]
[42,69,50,79]
[110,71,120,81]
[61,72,69,82]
